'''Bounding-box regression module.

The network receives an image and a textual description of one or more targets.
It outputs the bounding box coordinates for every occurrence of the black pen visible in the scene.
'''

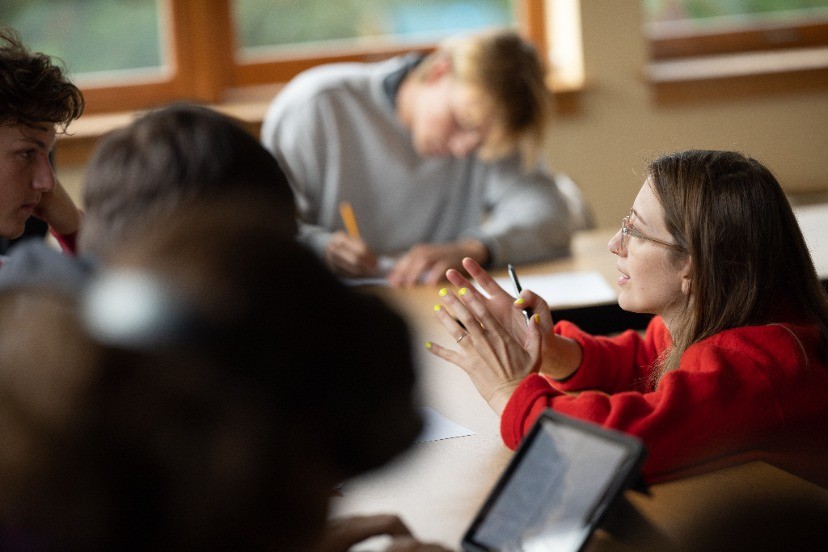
[507,263,531,325]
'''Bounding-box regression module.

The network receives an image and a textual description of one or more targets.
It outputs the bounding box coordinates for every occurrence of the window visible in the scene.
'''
[2,0,166,76]
[7,0,564,114]
[644,0,828,59]
[235,0,514,57]
[643,0,828,101]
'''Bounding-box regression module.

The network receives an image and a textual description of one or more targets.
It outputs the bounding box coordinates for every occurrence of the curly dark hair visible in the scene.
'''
[0,26,84,130]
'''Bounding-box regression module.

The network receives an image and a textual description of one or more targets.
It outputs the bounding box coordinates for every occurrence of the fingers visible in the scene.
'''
[317,514,411,552]
[388,252,432,288]
[445,267,473,289]
[34,180,82,235]
[431,300,473,347]
[524,313,544,361]
[326,232,377,276]
[513,289,553,328]
[386,538,454,552]
[459,257,510,298]
[388,246,456,288]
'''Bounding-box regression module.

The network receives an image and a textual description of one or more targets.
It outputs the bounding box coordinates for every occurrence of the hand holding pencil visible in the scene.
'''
[324,202,378,277]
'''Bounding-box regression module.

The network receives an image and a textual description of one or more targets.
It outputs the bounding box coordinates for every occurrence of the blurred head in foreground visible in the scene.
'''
[0,197,421,551]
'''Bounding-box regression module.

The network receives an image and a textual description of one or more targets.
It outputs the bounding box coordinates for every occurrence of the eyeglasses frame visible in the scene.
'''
[620,211,686,252]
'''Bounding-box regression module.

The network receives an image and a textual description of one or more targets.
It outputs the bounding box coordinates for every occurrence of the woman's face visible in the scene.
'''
[608,178,690,327]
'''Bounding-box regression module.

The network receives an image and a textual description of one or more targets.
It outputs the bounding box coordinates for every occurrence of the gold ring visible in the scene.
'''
[456,332,468,344]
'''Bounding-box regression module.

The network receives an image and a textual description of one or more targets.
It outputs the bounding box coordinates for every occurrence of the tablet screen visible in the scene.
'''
[462,411,645,552]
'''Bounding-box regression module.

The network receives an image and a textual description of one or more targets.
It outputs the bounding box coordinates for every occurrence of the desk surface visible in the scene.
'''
[331,220,828,551]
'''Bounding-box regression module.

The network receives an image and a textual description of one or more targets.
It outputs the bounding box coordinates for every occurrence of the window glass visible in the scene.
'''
[233,0,515,60]
[644,0,828,27]
[3,0,167,83]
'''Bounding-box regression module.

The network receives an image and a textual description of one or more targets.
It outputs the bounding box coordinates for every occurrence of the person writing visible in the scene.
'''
[425,150,828,485]
[0,27,84,256]
[261,28,591,287]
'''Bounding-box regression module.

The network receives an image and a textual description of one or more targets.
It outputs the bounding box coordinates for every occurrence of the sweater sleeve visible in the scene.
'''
[500,322,805,483]
[474,159,574,265]
[553,317,669,394]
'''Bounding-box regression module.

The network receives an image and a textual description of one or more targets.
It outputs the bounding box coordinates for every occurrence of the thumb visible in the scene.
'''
[524,314,543,370]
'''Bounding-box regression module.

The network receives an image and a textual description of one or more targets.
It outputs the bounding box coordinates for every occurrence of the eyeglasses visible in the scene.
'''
[620,211,685,252]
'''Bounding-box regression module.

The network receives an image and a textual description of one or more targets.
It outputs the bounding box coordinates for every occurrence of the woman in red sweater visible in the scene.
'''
[426,150,828,485]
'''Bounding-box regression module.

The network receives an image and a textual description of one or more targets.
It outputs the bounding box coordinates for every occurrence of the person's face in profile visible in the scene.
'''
[0,122,57,238]
[609,178,690,323]
[407,62,494,159]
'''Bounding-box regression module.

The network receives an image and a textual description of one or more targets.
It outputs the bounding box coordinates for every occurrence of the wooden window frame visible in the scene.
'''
[648,16,828,60]
[79,0,547,114]
[645,11,828,104]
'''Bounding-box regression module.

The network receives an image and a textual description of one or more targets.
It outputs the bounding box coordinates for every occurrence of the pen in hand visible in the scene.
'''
[508,263,531,325]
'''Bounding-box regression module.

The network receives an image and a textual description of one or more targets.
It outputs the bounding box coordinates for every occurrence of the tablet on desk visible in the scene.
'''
[461,410,646,552]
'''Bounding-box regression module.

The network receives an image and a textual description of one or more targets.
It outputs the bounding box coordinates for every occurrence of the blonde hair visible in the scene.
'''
[415,28,553,168]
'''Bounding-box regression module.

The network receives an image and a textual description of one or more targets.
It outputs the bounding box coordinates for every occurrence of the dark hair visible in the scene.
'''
[0,198,421,551]
[648,150,828,374]
[0,27,84,129]
[102,197,422,474]
[80,102,297,258]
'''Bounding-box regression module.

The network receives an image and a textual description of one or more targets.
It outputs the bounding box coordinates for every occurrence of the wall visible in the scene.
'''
[545,0,828,229]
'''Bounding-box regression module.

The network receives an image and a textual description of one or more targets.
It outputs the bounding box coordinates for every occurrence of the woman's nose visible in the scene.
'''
[608,229,624,256]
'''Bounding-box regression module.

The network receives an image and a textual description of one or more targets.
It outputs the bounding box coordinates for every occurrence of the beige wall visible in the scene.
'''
[546,0,828,229]
[58,0,828,231]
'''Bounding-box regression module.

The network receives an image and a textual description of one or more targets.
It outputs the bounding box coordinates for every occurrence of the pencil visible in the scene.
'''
[338,201,361,239]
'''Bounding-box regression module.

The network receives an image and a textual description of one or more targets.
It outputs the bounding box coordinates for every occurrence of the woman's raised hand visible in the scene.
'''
[429,259,583,403]
[425,273,544,414]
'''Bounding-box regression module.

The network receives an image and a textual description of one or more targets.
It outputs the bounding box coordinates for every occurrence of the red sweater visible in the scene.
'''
[501,316,828,485]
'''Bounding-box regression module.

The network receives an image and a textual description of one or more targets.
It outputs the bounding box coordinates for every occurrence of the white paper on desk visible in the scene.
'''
[415,406,475,442]
[488,270,617,308]
[342,256,401,287]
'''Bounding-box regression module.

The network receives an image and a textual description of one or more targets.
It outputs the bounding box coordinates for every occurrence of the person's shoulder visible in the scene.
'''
[691,321,824,372]
[278,56,405,101]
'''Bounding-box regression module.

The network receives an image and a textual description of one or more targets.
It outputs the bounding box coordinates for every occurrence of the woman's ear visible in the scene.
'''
[425,55,453,82]
[680,255,692,295]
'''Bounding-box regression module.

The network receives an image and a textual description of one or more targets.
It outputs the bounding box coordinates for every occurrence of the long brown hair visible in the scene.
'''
[649,150,828,376]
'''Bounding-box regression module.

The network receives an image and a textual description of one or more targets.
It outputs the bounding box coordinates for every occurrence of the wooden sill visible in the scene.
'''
[56,78,584,166]
[646,46,828,104]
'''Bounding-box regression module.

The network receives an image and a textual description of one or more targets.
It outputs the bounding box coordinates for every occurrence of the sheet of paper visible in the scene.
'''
[342,256,398,286]
[489,270,617,309]
[416,406,475,442]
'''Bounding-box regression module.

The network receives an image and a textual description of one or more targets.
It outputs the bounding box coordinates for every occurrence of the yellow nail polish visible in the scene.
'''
[433,304,442,312]
[439,288,449,297]
[425,341,432,349]
[459,287,469,296]
[533,314,540,324]
[515,297,525,305]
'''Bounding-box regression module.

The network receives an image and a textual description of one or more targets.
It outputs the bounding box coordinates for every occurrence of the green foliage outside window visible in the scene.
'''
[234,0,513,55]
[1,0,163,77]
[644,0,828,24]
